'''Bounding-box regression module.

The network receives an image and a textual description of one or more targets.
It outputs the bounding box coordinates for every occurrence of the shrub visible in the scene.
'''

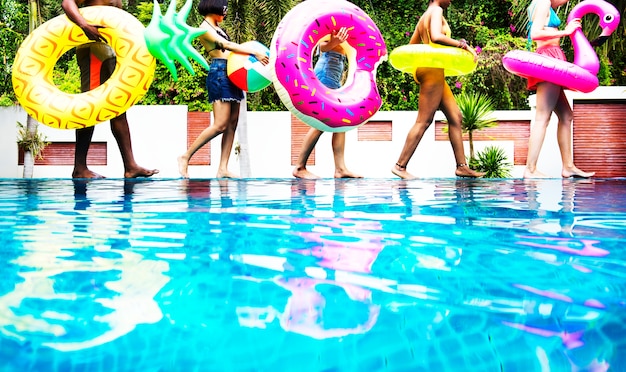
[475,145,513,178]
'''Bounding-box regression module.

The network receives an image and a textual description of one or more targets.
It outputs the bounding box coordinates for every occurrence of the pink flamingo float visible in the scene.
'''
[502,0,620,93]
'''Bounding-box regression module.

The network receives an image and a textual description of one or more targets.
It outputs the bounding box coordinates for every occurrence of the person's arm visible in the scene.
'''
[428,7,460,47]
[429,7,478,61]
[61,0,106,42]
[529,0,580,41]
[319,27,348,52]
[200,28,269,64]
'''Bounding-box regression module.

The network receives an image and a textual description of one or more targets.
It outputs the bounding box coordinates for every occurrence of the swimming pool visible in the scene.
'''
[0,178,624,371]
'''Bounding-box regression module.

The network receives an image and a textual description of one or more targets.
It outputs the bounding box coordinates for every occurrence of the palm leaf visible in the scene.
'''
[456,92,498,133]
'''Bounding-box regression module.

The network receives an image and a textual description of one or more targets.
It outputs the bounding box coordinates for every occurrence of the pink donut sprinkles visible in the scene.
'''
[270,0,387,132]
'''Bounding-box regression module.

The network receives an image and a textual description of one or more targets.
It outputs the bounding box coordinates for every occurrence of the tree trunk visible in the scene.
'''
[237,93,252,178]
[468,131,475,160]
[23,0,40,179]
[22,115,38,178]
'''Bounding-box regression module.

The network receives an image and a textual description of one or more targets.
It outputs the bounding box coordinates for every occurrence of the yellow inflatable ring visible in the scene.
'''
[389,44,476,77]
[12,6,156,130]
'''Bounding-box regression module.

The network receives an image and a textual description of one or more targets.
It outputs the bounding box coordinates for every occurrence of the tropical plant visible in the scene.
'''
[17,120,50,177]
[474,145,512,178]
[2,0,625,111]
[17,121,49,158]
[443,91,498,162]
[454,28,530,109]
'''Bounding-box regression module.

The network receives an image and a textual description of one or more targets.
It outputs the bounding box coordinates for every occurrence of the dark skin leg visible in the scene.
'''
[110,113,159,178]
[72,114,159,179]
[64,0,158,179]
[392,68,484,179]
[72,127,103,178]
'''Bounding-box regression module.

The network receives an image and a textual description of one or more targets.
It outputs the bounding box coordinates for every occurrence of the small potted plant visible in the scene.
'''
[17,120,49,178]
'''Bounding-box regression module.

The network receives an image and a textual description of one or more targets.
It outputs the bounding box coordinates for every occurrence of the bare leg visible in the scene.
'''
[552,90,595,178]
[438,83,484,178]
[178,101,232,178]
[293,127,323,179]
[110,113,159,178]
[73,46,106,179]
[524,82,560,179]
[73,126,104,178]
[332,132,362,178]
[392,68,443,180]
[216,101,240,178]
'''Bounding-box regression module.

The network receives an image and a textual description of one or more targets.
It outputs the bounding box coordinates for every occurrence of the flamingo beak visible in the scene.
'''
[589,35,608,47]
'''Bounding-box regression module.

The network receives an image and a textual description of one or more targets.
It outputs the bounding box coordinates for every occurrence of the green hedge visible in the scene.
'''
[1,0,623,111]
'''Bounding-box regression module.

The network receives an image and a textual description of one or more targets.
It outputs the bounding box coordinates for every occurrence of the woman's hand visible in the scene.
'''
[564,18,582,36]
[331,27,349,44]
[319,27,349,52]
[255,52,269,65]
[466,46,478,62]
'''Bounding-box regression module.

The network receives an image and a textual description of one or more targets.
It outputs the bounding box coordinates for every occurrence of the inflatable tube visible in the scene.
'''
[389,44,477,77]
[502,0,620,93]
[502,50,598,92]
[270,0,387,133]
[12,6,156,130]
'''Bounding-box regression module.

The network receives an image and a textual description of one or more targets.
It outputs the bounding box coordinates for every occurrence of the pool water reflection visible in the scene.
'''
[0,178,625,371]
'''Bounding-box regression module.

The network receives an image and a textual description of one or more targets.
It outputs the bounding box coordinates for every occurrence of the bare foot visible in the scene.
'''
[562,167,595,178]
[178,155,189,178]
[216,169,239,178]
[72,167,105,179]
[176,155,189,178]
[334,169,363,179]
[391,163,417,180]
[293,167,320,179]
[455,165,485,178]
[124,166,159,178]
[523,167,552,179]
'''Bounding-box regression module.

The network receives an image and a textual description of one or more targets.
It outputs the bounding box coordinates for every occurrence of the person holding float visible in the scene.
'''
[270,0,387,133]
[524,0,592,179]
[292,27,362,180]
[177,0,269,179]
[389,0,484,180]
[503,0,619,179]
[58,0,159,179]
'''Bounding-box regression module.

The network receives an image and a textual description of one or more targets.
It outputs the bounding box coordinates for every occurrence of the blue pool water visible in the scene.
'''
[0,178,625,371]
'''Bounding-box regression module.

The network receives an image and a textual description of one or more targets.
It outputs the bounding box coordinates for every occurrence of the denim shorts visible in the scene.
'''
[206,58,244,103]
[313,51,346,89]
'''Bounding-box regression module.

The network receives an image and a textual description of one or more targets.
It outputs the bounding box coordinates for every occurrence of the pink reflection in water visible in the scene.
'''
[517,236,609,257]
[292,218,384,274]
[277,277,380,339]
[502,321,610,371]
[504,320,585,349]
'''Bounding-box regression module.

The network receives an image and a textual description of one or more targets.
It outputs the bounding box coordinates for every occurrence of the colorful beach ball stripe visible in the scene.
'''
[227,41,272,93]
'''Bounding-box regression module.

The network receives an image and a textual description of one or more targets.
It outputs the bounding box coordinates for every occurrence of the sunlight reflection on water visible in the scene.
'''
[0,178,624,371]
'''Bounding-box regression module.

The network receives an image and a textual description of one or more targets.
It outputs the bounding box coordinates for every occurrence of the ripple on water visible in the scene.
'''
[0,178,625,371]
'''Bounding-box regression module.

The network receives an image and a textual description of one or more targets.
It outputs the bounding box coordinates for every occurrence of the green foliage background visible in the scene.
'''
[1,0,625,111]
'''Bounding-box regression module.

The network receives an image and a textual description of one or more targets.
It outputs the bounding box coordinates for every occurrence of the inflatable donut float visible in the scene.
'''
[12,6,156,129]
[389,43,476,77]
[270,0,387,133]
[502,0,620,93]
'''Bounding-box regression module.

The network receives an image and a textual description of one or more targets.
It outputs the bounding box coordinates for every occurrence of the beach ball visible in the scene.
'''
[227,41,271,93]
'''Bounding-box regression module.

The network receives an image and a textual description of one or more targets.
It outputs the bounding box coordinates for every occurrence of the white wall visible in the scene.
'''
[1,86,623,179]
